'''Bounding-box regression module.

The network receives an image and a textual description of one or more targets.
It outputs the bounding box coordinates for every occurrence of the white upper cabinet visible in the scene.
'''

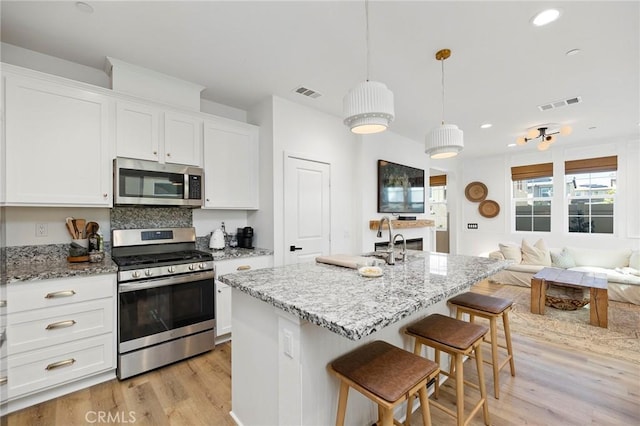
[115,100,160,162]
[203,118,259,209]
[116,101,202,166]
[164,111,203,166]
[3,73,112,207]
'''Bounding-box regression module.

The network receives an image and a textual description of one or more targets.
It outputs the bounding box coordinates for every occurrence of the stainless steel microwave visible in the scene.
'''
[114,157,204,207]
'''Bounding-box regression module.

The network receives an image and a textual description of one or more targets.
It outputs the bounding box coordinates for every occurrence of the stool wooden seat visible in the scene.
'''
[329,340,440,426]
[405,314,490,426]
[448,292,516,399]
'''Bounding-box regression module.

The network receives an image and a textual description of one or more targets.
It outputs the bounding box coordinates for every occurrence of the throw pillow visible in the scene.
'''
[551,248,576,268]
[499,243,522,263]
[521,239,551,266]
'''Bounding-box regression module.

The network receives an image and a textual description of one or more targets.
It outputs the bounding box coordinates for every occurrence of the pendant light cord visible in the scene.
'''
[440,57,445,125]
[365,0,370,82]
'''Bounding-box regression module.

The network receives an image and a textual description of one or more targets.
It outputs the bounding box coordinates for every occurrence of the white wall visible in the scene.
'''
[358,131,434,252]
[247,98,275,252]
[4,207,110,246]
[456,136,640,256]
[268,96,359,266]
[1,43,247,122]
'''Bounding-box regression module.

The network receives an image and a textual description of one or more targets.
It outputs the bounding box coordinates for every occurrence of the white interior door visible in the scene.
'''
[284,156,331,265]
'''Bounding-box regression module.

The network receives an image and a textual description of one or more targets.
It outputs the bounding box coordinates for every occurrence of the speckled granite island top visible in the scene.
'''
[221,252,510,340]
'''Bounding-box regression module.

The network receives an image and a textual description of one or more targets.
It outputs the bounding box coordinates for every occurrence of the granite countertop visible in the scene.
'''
[221,252,510,341]
[5,245,272,284]
[6,256,119,283]
[205,246,273,261]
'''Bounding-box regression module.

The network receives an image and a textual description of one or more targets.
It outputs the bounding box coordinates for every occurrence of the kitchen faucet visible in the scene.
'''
[376,216,396,265]
[393,233,407,263]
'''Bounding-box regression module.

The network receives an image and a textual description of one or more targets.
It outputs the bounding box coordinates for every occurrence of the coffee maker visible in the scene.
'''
[237,227,254,249]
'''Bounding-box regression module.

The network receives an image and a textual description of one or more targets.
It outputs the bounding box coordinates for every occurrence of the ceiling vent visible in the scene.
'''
[293,86,322,99]
[538,96,582,111]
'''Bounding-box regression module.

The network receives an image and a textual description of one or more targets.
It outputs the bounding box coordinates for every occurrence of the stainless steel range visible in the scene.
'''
[111,227,215,380]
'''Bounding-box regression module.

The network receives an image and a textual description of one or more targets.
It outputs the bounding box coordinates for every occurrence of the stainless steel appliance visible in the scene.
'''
[114,157,204,207]
[111,227,215,379]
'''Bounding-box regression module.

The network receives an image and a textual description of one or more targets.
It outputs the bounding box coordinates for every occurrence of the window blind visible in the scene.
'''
[565,156,617,174]
[511,162,553,181]
[429,175,447,186]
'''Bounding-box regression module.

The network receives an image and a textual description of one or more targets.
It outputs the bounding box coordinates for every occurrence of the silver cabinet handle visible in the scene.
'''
[237,265,251,271]
[44,290,76,299]
[0,377,7,386]
[46,320,77,330]
[0,300,6,308]
[45,358,76,371]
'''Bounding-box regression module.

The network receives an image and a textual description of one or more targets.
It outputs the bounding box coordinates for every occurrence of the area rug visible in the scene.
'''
[488,284,640,364]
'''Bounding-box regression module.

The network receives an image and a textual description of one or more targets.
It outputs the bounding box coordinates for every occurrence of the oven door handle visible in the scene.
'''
[119,270,214,293]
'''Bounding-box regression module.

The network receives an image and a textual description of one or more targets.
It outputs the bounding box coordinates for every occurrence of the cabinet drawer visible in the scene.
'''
[7,298,114,355]
[214,256,273,278]
[7,274,115,313]
[7,333,114,399]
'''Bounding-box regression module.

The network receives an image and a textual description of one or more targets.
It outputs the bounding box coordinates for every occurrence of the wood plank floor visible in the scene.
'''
[6,280,640,425]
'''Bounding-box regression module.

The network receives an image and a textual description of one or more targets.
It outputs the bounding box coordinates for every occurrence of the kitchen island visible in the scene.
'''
[221,252,510,426]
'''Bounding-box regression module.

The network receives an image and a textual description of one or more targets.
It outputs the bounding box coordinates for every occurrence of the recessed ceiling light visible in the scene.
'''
[531,9,561,26]
[75,2,94,14]
[588,126,597,130]
[480,123,492,129]
[507,143,517,148]
[566,48,581,56]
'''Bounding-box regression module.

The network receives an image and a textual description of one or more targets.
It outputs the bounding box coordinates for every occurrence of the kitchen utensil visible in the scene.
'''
[75,219,86,238]
[65,217,77,239]
[85,221,99,236]
[209,228,226,250]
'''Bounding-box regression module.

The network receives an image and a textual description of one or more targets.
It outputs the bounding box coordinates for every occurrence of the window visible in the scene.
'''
[511,163,553,232]
[429,175,447,231]
[565,156,617,234]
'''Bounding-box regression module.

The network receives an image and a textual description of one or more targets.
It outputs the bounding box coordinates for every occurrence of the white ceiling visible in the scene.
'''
[1,1,638,159]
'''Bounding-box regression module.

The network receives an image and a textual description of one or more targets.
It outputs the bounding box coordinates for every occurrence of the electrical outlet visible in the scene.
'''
[36,223,48,237]
[467,223,478,230]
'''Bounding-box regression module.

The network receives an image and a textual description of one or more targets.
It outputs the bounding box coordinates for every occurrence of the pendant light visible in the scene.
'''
[425,49,464,159]
[343,0,394,134]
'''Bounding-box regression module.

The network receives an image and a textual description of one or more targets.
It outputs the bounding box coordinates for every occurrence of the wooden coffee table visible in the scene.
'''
[531,267,608,328]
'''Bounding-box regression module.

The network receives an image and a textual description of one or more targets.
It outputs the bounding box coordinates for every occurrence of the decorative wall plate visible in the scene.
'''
[465,181,488,202]
[479,200,500,218]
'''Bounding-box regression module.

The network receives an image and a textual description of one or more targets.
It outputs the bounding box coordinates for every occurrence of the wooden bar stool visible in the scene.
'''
[448,292,516,399]
[405,314,490,426]
[329,340,440,426]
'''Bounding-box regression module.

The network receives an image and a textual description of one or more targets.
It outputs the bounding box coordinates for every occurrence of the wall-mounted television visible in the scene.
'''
[378,160,425,214]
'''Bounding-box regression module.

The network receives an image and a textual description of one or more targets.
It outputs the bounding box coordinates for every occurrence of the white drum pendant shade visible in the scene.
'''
[343,81,395,134]
[425,123,464,159]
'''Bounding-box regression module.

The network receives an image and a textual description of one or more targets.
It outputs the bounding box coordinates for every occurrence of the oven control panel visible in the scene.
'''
[118,261,214,283]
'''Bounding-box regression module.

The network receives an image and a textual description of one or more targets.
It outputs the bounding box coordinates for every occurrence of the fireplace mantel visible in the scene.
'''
[368,219,435,230]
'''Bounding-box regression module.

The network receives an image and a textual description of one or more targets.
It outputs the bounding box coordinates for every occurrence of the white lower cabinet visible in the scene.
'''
[215,281,232,336]
[214,255,273,340]
[5,274,116,401]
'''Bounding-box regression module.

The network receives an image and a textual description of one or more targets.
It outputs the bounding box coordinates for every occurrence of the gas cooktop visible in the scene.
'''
[112,250,213,268]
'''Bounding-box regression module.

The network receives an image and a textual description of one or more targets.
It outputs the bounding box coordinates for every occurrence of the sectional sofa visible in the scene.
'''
[488,239,640,305]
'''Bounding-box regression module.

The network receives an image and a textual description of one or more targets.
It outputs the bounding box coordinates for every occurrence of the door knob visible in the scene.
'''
[290,245,303,252]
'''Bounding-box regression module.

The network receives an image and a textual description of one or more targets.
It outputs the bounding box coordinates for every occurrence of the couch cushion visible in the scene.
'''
[508,263,547,273]
[499,243,522,263]
[566,247,632,269]
[521,239,551,266]
[569,266,640,285]
[551,248,576,269]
